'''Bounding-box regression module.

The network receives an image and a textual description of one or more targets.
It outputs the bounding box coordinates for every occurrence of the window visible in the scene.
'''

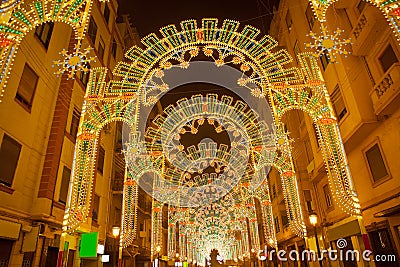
[35,22,54,49]
[98,36,105,61]
[303,190,313,212]
[274,217,280,233]
[0,134,22,187]
[281,214,289,227]
[92,194,100,222]
[112,39,117,59]
[320,50,330,70]
[323,185,333,208]
[379,44,398,73]
[87,16,97,44]
[313,125,320,148]
[272,184,277,199]
[15,64,39,110]
[69,108,80,140]
[22,252,34,267]
[286,11,293,32]
[357,1,367,14]
[79,63,90,88]
[330,85,347,121]
[0,239,13,266]
[97,146,105,174]
[305,4,315,29]
[59,166,71,204]
[365,143,389,183]
[103,4,110,24]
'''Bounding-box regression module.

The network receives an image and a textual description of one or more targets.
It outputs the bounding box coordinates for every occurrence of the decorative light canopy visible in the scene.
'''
[59,18,362,266]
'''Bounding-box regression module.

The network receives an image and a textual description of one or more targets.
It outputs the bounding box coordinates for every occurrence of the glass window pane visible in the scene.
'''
[366,144,388,182]
[16,65,39,108]
[0,134,22,186]
[59,166,71,203]
[379,45,398,73]
[97,147,105,173]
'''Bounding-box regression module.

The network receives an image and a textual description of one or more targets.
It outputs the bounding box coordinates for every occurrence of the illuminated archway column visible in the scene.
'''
[120,177,138,247]
[151,200,163,260]
[315,120,361,215]
[269,53,361,217]
[168,211,177,259]
[63,68,140,233]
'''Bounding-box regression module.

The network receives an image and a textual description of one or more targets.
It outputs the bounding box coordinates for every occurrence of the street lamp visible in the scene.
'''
[112,226,121,267]
[309,213,322,267]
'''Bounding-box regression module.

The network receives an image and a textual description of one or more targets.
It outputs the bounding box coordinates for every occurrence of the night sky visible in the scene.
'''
[118,0,280,38]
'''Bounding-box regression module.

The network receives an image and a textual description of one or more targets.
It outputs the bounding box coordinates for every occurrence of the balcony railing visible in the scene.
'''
[351,6,386,55]
[370,63,400,115]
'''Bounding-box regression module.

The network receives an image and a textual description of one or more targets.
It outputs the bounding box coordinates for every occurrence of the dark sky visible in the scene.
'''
[118,0,280,38]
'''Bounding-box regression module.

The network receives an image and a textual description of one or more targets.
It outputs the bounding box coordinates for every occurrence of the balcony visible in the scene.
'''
[351,6,387,56]
[370,63,400,115]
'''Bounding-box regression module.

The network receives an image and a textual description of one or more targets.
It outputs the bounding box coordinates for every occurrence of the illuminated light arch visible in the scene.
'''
[62,18,361,261]
[0,0,109,99]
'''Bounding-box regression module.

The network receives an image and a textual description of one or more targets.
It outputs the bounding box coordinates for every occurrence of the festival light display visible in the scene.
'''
[56,17,362,264]
[0,0,397,264]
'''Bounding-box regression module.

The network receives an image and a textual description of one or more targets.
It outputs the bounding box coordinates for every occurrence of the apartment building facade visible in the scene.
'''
[0,0,139,266]
[268,0,400,266]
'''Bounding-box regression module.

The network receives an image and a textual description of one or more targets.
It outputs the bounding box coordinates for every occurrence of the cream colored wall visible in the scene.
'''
[0,22,72,215]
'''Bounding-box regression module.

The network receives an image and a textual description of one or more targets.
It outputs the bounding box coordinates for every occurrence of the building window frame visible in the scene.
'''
[79,63,90,89]
[377,42,399,74]
[97,146,105,174]
[59,166,71,204]
[320,50,330,70]
[98,36,105,62]
[103,4,110,25]
[111,38,117,59]
[34,22,54,49]
[330,85,348,123]
[305,4,315,29]
[322,184,333,209]
[15,64,39,111]
[0,134,22,188]
[69,107,81,141]
[92,194,100,223]
[356,0,367,14]
[363,139,391,187]
[87,16,97,45]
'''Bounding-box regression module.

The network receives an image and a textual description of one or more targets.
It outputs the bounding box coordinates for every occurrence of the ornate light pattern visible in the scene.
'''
[0,0,109,101]
[306,23,351,63]
[61,18,361,264]
[53,41,95,79]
